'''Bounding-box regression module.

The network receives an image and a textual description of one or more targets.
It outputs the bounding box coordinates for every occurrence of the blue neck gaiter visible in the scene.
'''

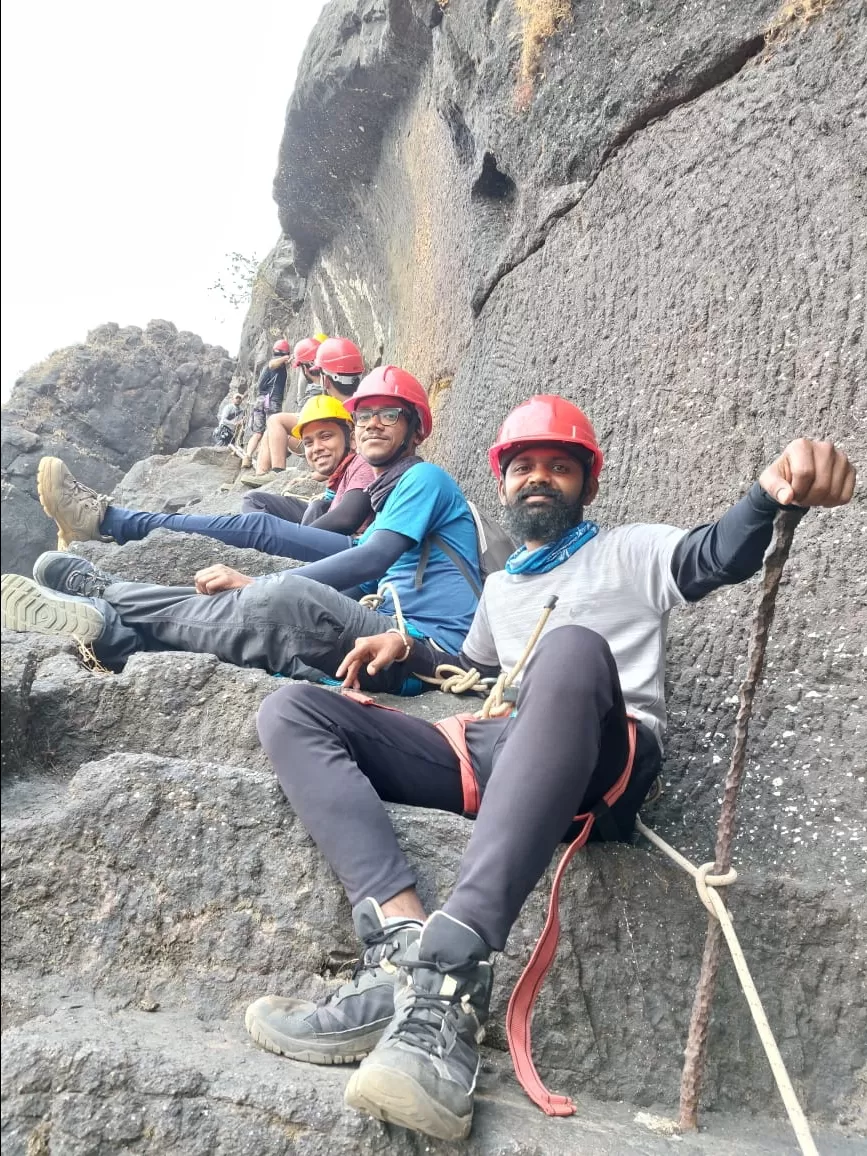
[504,521,599,575]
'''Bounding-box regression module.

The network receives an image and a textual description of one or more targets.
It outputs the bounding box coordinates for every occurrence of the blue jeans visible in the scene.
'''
[100,506,352,562]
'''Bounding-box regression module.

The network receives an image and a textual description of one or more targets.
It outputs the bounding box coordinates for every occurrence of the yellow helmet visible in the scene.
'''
[291,394,354,440]
[313,330,329,343]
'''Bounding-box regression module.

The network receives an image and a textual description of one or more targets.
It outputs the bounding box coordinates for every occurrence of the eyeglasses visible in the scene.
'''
[353,406,408,428]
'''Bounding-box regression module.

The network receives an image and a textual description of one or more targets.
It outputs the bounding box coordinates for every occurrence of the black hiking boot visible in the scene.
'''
[0,574,106,643]
[33,552,118,599]
[344,911,493,1141]
[244,898,422,1065]
[36,456,111,549]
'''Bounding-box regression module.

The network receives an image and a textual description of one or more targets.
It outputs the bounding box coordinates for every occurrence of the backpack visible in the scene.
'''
[415,501,515,598]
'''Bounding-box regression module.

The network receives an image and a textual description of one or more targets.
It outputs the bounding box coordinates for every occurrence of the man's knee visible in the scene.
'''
[526,625,616,692]
[241,492,267,514]
[257,682,330,751]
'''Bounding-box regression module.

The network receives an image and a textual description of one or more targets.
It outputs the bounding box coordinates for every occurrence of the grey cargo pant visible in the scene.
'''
[89,570,403,691]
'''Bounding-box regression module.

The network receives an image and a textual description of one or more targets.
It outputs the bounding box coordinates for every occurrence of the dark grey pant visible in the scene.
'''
[257,626,639,950]
[90,571,403,690]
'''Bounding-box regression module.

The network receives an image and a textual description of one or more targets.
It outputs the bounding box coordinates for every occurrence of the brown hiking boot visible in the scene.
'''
[37,457,110,549]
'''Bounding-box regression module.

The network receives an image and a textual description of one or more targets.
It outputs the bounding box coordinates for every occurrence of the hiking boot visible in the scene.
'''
[244,898,422,1065]
[239,471,277,488]
[240,455,253,469]
[344,911,493,1141]
[33,552,117,599]
[37,457,110,549]
[1,574,105,643]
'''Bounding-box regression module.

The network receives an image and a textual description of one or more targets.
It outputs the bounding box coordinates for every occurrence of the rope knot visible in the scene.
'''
[695,862,737,918]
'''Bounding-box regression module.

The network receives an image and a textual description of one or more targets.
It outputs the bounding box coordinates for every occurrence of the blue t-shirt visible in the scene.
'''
[355,462,481,652]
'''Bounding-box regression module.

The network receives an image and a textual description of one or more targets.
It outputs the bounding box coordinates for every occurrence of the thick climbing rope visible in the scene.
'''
[675,507,804,1140]
[416,595,560,717]
[634,819,818,1155]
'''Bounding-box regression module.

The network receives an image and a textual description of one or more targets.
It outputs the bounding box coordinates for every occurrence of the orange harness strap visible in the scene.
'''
[505,716,638,1115]
[432,713,482,816]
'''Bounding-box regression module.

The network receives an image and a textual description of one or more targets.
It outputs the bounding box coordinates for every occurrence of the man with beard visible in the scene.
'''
[242,394,855,1143]
[0,368,481,691]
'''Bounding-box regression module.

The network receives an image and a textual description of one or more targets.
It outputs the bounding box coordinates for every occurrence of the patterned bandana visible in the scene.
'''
[504,521,599,575]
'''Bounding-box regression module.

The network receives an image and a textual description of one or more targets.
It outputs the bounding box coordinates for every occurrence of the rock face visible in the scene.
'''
[3,2,866,1151]
[1,320,235,575]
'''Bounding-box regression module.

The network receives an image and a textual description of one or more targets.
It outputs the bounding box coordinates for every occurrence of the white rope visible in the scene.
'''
[634,818,819,1156]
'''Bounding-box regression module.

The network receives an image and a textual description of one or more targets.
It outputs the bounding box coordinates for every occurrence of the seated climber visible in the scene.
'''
[212,391,245,447]
[244,336,325,485]
[0,367,482,690]
[243,336,365,488]
[240,339,293,470]
[290,334,325,407]
[34,394,375,564]
[240,395,854,1142]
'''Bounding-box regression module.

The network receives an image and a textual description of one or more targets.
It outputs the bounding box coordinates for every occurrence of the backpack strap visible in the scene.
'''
[505,716,638,1116]
[415,532,483,598]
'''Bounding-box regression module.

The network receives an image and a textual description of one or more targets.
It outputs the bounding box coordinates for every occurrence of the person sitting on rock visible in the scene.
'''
[212,391,245,447]
[243,336,325,486]
[243,336,365,489]
[0,367,482,693]
[34,394,376,564]
[239,339,293,470]
[238,395,854,1143]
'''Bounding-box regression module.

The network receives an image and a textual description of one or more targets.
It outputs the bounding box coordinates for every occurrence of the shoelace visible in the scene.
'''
[65,567,114,598]
[392,959,474,1054]
[327,920,420,1001]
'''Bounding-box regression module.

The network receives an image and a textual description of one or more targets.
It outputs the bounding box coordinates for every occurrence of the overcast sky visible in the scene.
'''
[0,1,326,400]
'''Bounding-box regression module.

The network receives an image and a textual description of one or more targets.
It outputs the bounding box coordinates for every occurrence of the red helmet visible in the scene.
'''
[488,395,603,478]
[272,339,291,354]
[314,336,364,379]
[291,336,322,368]
[343,365,433,440]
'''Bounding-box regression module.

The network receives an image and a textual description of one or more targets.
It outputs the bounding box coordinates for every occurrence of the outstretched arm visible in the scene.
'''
[194,529,412,595]
[673,438,856,602]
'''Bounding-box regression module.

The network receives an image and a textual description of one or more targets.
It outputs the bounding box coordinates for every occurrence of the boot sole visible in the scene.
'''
[36,457,78,548]
[344,1064,472,1142]
[1,575,104,643]
[243,1005,386,1066]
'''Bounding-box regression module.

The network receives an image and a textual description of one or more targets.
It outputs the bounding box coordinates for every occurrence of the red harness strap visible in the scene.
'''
[341,692,483,817]
[505,716,638,1116]
[432,713,482,816]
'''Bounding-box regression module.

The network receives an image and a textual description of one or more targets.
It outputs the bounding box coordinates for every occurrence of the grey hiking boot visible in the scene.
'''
[244,898,422,1065]
[239,471,276,488]
[37,457,111,549]
[1,574,106,643]
[33,552,117,599]
[344,911,493,1141]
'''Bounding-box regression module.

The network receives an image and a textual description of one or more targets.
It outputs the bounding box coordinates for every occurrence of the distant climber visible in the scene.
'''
[239,339,293,470]
[234,397,854,1142]
[1,367,482,690]
[291,335,324,407]
[211,392,245,447]
[33,395,375,562]
[242,335,365,488]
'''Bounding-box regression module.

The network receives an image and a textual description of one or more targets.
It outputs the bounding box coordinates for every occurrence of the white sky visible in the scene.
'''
[0,0,327,401]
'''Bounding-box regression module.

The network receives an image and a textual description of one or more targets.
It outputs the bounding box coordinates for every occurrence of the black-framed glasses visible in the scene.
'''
[353,406,408,428]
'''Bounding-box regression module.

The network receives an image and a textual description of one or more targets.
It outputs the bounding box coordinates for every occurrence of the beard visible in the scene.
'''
[502,485,585,545]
